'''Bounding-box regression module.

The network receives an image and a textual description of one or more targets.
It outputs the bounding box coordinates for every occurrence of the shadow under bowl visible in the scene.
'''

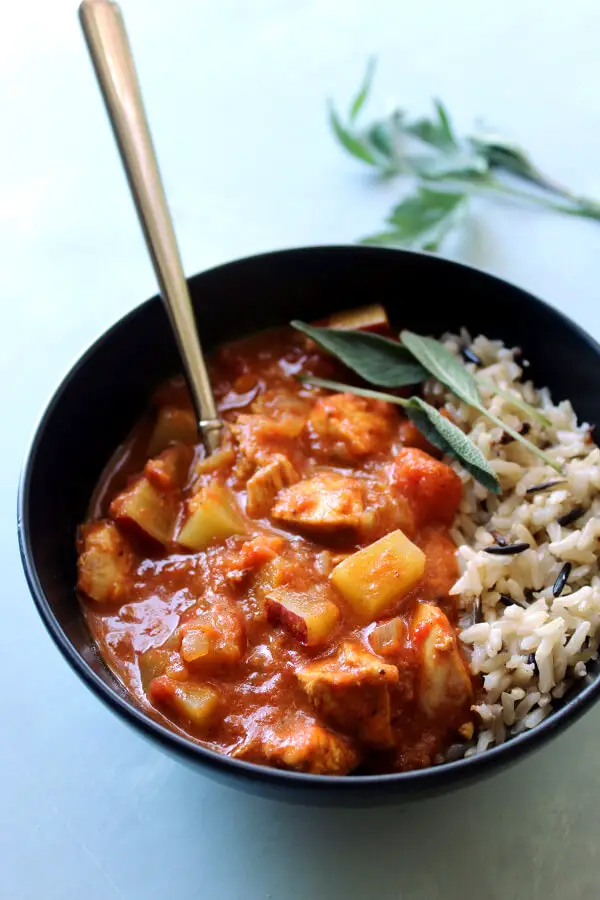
[17,245,600,805]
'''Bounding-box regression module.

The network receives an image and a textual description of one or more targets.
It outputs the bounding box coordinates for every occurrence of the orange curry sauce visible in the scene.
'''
[78,325,476,775]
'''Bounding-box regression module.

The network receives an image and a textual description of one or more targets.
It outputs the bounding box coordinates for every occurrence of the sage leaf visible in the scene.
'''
[401,330,482,406]
[362,187,468,251]
[349,57,376,122]
[401,331,562,471]
[328,102,378,166]
[405,398,501,493]
[292,321,427,387]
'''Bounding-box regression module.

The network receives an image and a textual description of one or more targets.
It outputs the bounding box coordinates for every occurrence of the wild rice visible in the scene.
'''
[438,332,600,755]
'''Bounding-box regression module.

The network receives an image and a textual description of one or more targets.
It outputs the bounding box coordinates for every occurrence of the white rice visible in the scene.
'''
[438,331,600,756]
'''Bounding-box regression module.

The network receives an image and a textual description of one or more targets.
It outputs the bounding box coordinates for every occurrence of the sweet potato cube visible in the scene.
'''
[148,405,198,456]
[177,484,246,551]
[150,676,219,728]
[330,529,425,621]
[265,587,339,646]
[110,476,176,545]
[317,304,390,334]
[411,603,473,718]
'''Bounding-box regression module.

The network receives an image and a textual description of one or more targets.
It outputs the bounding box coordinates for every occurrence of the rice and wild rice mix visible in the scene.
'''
[437,331,600,758]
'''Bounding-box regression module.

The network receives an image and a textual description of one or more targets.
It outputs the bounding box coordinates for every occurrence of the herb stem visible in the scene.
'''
[298,375,411,408]
[477,405,562,472]
[478,176,600,221]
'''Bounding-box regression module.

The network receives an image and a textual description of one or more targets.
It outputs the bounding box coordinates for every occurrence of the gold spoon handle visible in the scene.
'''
[79,0,222,453]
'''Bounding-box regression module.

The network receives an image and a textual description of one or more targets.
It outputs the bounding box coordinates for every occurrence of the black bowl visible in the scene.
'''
[18,245,600,804]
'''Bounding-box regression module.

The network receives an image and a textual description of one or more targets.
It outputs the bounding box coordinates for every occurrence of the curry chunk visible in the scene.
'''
[317,303,390,334]
[231,410,306,478]
[148,405,198,456]
[246,454,299,518]
[77,520,133,603]
[150,676,220,729]
[232,712,361,775]
[144,443,194,492]
[271,470,365,534]
[411,603,473,718]
[309,393,397,462]
[331,529,426,622]
[392,448,462,526]
[180,603,245,668]
[265,585,340,646]
[110,475,177,545]
[297,642,399,749]
[177,483,246,551]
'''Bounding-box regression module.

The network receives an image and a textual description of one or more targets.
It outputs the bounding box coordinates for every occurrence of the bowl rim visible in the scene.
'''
[17,243,600,792]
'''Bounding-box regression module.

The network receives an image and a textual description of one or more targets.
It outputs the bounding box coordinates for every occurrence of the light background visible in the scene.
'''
[3,1,600,897]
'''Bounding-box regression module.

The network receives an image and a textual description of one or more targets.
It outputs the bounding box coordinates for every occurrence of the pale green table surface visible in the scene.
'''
[3,1,600,897]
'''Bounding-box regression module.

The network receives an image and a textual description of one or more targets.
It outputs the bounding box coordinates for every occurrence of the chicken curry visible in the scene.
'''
[77,306,474,775]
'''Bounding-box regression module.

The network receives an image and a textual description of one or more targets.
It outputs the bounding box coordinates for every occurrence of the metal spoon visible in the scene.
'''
[78,0,222,453]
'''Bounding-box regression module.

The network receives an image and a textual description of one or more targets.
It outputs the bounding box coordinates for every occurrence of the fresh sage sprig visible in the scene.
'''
[298,375,501,493]
[329,60,600,249]
[400,331,561,471]
[293,320,561,483]
[293,320,550,434]
[291,320,427,386]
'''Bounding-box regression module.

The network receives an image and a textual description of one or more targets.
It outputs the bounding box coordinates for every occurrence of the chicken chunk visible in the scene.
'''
[231,411,306,478]
[271,470,365,534]
[297,642,399,748]
[246,454,300,517]
[309,393,397,463]
[232,712,361,775]
[77,520,133,603]
[410,603,473,718]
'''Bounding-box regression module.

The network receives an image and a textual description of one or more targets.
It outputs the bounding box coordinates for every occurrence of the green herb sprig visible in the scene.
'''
[293,321,563,489]
[329,60,600,250]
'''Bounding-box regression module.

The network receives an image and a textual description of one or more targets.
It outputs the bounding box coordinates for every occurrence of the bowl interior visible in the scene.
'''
[19,246,600,798]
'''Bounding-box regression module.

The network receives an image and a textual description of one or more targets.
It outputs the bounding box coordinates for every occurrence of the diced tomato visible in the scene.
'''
[392,447,462,526]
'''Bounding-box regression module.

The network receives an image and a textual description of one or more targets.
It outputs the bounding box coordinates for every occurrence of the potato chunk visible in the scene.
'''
[309,393,396,462]
[271,471,365,534]
[246,454,299,517]
[331,529,425,621]
[265,586,339,646]
[180,603,245,667]
[177,483,246,551]
[411,603,473,718]
[297,642,399,748]
[110,476,176,544]
[77,520,133,603]
[232,712,361,775]
[150,676,220,728]
[148,405,198,456]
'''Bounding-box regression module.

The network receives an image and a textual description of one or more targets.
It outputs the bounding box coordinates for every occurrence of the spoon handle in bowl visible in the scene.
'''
[78,0,222,453]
